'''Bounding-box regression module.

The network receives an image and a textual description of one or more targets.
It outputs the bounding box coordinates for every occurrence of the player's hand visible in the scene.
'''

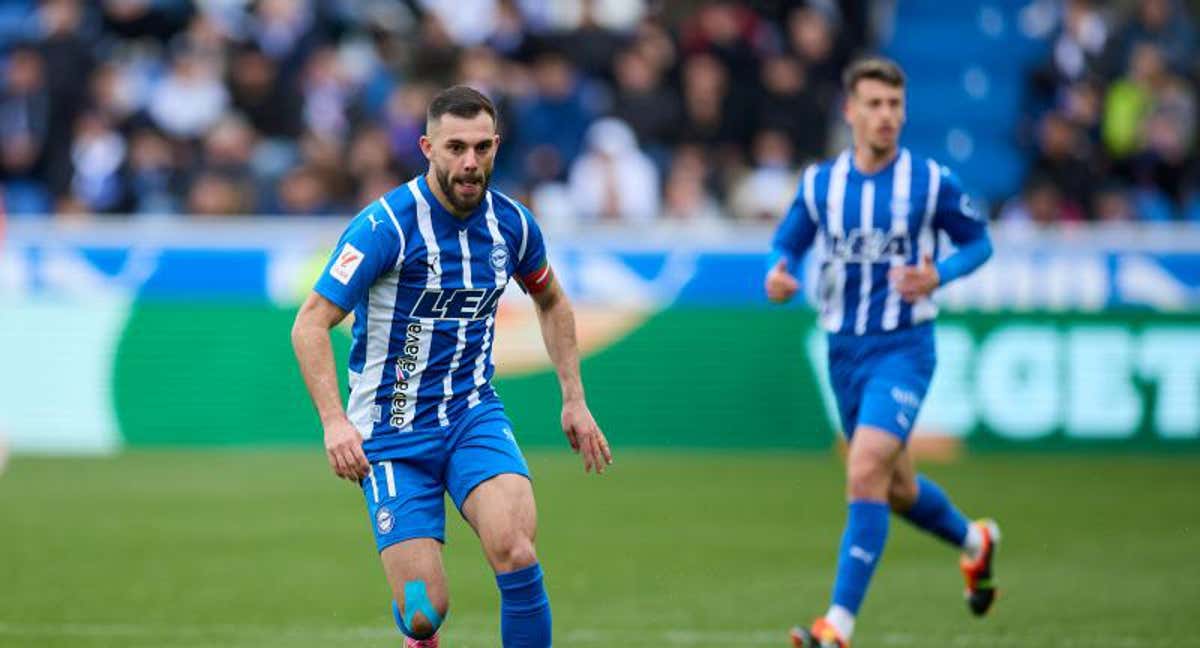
[323,416,370,482]
[765,257,799,303]
[562,399,612,474]
[889,254,940,303]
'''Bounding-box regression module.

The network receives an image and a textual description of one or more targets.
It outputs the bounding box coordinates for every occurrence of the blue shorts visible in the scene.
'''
[827,323,936,442]
[359,401,530,552]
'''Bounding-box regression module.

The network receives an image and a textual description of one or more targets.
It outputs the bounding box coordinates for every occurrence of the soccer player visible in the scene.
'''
[767,58,999,648]
[291,86,612,648]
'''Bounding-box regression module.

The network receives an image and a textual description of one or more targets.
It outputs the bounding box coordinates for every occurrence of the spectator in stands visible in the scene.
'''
[729,129,799,223]
[785,5,846,112]
[300,46,353,141]
[679,52,750,179]
[511,49,596,184]
[562,0,631,82]
[68,111,127,213]
[126,127,181,214]
[1133,78,1197,202]
[98,0,193,43]
[187,170,251,216]
[757,54,828,163]
[610,46,681,160]
[662,142,725,230]
[37,0,94,201]
[147,48,229,140]
[228,44,304,140]
[679,1,770,88]
[1104,42,1169,159]
[1093,185,1137,223]
[1031,110,1097,216]
[251,0,319,69]
[1104,0,1196,78]
[567,117,659,224]
[1029,0,1108,111]
[384,82,436,180]
[199,115,260,202]
[274,165,333,215]
[0,45,50,213]
[998,176,1083,228]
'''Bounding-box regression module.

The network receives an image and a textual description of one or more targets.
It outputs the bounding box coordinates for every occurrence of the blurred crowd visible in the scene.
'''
[1009,0,1200,224]
[0,0,1197,226]
[0,0,868,226]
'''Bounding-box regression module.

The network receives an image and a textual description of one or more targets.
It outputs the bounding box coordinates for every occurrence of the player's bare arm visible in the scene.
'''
[529,274,613,474]
[291,291,370,482]
[766,257,800,303]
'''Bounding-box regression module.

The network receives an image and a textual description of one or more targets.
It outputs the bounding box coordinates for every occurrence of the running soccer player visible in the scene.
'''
[766,58,999,648]
[292,85,612,648]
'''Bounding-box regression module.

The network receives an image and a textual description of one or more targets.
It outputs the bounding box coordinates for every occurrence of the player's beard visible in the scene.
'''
[434,165,490,214]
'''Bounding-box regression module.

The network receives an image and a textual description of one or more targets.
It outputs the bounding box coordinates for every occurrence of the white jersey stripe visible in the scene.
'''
[345,267,399,439]
[438,231,472,425]
[802,165,818,223]
[882,149,911,331]
[516,193,529,263]
[855,179,875,335]
[378,196,406,268]
[469,193,506,408]
[383,460,396,498]
[821,152,851,333]
[368,463,379,503]
[913,160,941,323]
[397,180,439,432]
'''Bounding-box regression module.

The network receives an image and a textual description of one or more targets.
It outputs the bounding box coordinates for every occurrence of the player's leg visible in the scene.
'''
[361,458,451,644]
[462,474,550,648]
[889,448,975,548]
[793,425,900,648]
[381,539,450,642]
[446,412,549,648]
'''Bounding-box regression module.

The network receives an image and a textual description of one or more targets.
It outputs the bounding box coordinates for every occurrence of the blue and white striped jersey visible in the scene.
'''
[772,148,989,335]
[314,175,550,451]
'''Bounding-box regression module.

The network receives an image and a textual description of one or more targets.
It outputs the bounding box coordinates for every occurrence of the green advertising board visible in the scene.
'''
[97,304,1200,451]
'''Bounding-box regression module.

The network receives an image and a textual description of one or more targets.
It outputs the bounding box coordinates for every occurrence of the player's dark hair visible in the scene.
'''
[427,85,497,126]
[842,57,906,94]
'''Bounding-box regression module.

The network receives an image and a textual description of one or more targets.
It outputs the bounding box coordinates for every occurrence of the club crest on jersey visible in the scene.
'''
[376,507,394,534]
[490,244,509,271]
[410,288,503,320]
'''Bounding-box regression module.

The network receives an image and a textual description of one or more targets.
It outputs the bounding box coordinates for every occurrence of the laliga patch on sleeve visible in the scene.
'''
[330,242,365,285]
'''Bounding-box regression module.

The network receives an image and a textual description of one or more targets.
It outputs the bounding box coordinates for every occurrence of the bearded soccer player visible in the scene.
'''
[292,85,612,648]
[767,58,999,647]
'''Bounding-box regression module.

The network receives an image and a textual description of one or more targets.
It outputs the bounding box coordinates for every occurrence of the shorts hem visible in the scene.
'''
[450,470,532,513]
[376,529,446,553]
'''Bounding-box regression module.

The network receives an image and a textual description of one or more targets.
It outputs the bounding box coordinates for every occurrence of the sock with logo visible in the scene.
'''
[830,499,890,624]
[900,475,971,551]
[496,562,552,648]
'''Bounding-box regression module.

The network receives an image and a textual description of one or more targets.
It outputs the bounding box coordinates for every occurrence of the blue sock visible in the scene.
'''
[831,500,890,614]
[496,563,552,648]
[901,475,969,548]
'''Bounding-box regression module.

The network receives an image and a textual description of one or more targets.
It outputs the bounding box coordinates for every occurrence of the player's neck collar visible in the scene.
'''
[850,146,902,177]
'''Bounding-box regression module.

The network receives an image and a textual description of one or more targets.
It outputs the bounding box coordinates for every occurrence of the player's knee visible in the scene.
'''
[846,459,891,500]
[887,478,919,511]
[489,534,538,573]
[393,582,448,639]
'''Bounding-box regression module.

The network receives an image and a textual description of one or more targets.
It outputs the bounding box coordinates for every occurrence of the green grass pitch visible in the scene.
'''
[1,450,1198,647]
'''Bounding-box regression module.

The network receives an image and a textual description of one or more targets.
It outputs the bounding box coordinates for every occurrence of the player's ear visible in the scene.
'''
[419,134,433,160]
